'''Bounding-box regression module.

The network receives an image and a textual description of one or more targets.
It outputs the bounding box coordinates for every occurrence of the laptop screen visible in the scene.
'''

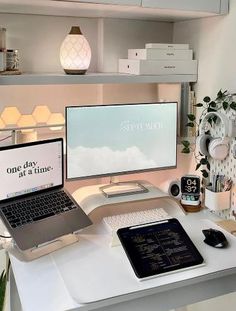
[0,139,63,202]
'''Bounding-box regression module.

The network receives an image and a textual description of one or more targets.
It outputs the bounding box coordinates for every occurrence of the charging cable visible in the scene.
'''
[0,234,11,239]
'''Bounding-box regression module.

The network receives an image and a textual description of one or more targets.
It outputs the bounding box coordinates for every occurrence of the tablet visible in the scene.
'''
[117,218,204,280]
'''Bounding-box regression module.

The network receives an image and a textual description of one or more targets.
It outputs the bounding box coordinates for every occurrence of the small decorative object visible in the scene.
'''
[0,27,6,49]
[0,28,6,72]
[6,49,19,71]
[0,48,6,72]
[60,26,91,74]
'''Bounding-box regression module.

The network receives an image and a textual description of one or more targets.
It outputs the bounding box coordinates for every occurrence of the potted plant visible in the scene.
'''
[181,89,236,192]
[0,270,7,311]
[0,256,10,311]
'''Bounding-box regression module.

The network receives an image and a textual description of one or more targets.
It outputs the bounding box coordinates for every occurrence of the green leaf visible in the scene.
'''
[195,163,201,170]
[200,158,207,165]
[207,117,213,126]
[217,89,227,99]
[212,116,217,123]
[194,103,203,107]
[182,147,190,154]
[187,114,195,121]
[182,140,190,148]
[230,102,236,110]
[203,96,211,103]
[201,169,209,178]
[210,101,217,107]
[223,101,229,110]
[0,270,7,311]
[217,89,223,98]
[186,122,194,127]
[206,162,211,171]
[207,107,217,113]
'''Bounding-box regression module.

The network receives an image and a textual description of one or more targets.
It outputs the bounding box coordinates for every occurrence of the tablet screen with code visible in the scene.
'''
[117,218,204,279]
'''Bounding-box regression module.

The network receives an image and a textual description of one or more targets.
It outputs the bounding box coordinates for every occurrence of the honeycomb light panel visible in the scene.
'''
[47,113,65,131]
[1,107,21,125]
[17,115,37,132]
[32,105,51,123]
[0,117,5,129]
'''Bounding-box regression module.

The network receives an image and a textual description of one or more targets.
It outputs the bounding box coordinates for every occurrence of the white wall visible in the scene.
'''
[173,0,236,100]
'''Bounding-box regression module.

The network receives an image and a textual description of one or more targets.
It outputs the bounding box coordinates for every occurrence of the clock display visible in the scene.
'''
[181,176,200,195]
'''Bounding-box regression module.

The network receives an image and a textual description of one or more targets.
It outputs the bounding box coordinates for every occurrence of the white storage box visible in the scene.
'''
[128,48,193,60]
[205,188,231,211]
[118,59,198,75]
[145,43,189,49]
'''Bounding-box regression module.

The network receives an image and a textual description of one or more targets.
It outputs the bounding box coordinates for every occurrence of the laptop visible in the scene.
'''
[0,138,92,251]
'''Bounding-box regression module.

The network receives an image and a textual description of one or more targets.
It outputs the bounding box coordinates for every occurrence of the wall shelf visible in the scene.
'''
[0,72,197,86]
[0,0,229,21]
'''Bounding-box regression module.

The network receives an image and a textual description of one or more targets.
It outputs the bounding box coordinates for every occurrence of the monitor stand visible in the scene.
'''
[72,180,185,222]
[100,178,149,198]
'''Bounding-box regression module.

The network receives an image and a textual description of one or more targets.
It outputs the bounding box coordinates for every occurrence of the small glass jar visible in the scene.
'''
[0,27,6,49]
[0,48,6,72]
[6,49,19,71]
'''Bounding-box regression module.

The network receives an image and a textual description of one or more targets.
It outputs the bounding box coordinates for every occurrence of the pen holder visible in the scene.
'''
[204,188,231,211]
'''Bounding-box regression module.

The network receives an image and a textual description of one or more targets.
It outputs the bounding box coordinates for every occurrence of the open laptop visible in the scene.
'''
[0,138,92,251]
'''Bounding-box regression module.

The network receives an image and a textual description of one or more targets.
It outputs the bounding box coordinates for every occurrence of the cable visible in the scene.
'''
[0,234,11,239]
[0,135,12,142]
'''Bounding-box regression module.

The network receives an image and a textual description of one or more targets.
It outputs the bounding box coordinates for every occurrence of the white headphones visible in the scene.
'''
[196,112,232,161]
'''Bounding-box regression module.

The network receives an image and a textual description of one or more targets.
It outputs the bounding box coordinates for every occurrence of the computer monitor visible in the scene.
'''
[66,102,177,182]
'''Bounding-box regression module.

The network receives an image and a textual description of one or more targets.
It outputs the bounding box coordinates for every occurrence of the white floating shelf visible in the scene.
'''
[0,0,229,21]
[0,72,197,85]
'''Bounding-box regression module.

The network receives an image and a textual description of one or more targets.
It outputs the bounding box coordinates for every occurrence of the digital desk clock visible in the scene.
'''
[181,175,200,206]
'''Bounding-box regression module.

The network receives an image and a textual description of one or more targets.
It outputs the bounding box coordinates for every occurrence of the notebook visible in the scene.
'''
[0,138,92,251]
[117,218,204,280]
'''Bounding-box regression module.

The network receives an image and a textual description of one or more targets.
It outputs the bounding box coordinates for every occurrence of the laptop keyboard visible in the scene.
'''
[1,190,77,228]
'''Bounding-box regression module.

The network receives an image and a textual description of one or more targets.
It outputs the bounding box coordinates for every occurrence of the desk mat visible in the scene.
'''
[51,218,236,304]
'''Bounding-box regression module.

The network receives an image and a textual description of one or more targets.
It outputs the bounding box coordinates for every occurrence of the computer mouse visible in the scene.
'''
[202,228,228,248]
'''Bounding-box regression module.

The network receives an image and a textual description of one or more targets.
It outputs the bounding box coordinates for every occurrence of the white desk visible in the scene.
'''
[7,183,236,311]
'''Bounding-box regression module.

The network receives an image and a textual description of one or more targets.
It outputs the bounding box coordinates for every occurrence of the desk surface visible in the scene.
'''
[9,207,236,311]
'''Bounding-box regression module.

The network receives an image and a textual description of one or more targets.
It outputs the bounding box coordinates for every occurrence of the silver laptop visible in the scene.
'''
[0,138,92,251]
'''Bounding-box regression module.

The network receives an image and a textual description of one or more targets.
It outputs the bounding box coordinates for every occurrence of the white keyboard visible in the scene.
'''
[103,208,171,246]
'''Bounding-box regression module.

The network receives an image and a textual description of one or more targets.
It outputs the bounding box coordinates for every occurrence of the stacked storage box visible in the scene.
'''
[119,43,197,75]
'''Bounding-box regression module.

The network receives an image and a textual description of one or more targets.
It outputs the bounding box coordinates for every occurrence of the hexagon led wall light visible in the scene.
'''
[47,113,65,131]
[0,117,5,129]
[60,26,91,74]
[1,107,21,125]
[17,115,37,132]
[16,114,37,143]
[32,105,51,123]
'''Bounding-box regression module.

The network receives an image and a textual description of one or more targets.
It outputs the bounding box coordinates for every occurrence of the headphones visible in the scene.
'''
[196,112,232,161]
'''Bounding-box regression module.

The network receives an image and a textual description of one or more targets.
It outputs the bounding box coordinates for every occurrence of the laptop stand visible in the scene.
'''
[8,233,79,261]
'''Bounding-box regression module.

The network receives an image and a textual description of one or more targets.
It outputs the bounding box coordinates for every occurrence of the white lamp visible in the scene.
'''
[60,26,91,74]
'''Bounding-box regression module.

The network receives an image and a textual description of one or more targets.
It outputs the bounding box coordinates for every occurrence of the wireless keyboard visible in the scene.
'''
[103,208,171,246]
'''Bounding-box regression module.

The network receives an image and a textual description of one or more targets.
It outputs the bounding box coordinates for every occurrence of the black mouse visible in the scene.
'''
[202,228,228,248]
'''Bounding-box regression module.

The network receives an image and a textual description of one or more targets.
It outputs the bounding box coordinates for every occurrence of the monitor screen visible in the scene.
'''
[66,102,177,180]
